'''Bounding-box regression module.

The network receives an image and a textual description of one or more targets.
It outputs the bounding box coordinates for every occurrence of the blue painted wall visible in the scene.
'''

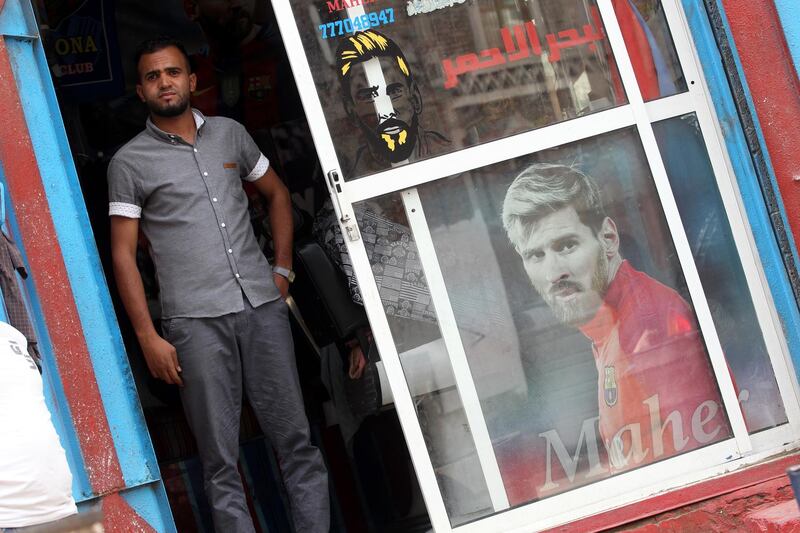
[7,24,162,495]
[682,0,800,382]
[774,0,800,77]
[1,0,175,530]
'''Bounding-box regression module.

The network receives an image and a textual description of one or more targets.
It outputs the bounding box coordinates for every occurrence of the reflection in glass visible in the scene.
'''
[654,114,788,431]
[414,128,732,509]
[289,0,627,180]
[612,0,687,100]
[316,196,495,525]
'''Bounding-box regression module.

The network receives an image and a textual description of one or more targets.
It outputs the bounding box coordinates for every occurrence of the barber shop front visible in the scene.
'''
[2,0,800,531]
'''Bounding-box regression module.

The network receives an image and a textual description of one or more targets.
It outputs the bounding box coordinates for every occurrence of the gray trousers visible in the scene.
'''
[164,298,329,532]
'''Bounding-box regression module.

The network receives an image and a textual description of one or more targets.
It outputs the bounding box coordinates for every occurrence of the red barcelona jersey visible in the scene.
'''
[579,261,729,471]
[495,262,731,506]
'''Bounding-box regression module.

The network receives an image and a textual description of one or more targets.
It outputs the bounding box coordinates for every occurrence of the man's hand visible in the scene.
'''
[253,167,294,296]
[348,344,367,379]
[112,215,183,385]
[139,332,183,386]
[273,273,290,299]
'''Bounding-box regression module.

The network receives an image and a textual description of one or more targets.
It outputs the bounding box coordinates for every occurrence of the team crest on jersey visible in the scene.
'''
[247,75,271,101]
[604,366,618,407]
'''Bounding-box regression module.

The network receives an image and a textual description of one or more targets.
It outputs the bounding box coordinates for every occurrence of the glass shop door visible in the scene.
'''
[272,0,800,530]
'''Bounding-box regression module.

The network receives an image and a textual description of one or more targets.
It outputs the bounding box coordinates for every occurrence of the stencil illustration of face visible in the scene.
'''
[346,57,422,163]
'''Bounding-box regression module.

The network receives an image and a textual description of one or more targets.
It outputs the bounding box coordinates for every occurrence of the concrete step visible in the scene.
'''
[743,500,800,532]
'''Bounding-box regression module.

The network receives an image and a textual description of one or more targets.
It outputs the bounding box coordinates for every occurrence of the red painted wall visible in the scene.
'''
[721,0,800,246]
[0,35,156,532]
[615,477,797,532]
[548,453,800,532]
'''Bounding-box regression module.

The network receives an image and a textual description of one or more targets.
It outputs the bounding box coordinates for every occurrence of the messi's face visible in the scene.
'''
[345,56,421,163]
[515,206,616,326]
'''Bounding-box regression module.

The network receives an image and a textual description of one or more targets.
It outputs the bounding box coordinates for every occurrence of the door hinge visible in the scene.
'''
[326,169,360,242]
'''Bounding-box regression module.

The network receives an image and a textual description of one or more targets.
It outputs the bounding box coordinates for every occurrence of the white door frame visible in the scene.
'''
[271,0,800,530]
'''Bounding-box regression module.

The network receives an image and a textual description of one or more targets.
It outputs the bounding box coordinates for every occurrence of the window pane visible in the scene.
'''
[382,127,733,511]
[654,114,788,431]
[612,0,687,100]
[317,198,495,525]
[289,0,627,180]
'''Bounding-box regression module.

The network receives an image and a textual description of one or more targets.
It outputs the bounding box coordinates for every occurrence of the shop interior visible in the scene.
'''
[32,0,430,531]
[28,0,795,529]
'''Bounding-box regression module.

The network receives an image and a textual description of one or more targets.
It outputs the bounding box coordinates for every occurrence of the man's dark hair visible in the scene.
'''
[336,30,413,102]
[134,36,192,78]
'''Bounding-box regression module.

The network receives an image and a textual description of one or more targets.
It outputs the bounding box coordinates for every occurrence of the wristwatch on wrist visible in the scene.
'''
[273,266,296,283]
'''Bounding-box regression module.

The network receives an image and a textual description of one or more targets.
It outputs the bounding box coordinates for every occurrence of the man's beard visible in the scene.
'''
[362,113,419,164]
[148,93,191,118]
[538,250,609,326]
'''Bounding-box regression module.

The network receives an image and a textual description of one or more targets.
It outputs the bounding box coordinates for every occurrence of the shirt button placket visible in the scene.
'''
[197,153,241,284]
[218,218,238,275]
[199,157,238,282]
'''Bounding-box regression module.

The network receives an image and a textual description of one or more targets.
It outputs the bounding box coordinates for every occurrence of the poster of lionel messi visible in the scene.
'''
[413,126,738,505]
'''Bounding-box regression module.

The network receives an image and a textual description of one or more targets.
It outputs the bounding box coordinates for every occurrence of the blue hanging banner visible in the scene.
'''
[43,0,124,101]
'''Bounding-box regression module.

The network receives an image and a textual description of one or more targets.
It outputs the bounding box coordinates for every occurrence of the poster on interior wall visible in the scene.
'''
[42,0,124,101]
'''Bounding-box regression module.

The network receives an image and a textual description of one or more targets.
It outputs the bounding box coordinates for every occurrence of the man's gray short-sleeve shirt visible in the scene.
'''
[107,110,279,319]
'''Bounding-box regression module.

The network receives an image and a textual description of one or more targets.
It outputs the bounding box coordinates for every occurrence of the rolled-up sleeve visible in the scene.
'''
[235,122,270,182]
[107,157,143,218]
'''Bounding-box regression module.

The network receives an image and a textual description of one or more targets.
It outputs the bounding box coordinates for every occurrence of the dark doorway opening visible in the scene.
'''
[33,0,430,531]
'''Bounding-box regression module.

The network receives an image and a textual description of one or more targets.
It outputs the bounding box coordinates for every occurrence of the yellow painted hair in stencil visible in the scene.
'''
[337,29,412,81]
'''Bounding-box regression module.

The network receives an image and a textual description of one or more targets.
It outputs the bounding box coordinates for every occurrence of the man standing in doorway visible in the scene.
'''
[502,163,728,472]
[108,37,329,532]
